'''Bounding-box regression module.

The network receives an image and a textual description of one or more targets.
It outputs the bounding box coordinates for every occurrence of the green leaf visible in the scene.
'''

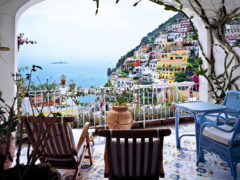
[0,97,5,103]
[164,5,178,12]
[33,65,42,70]
[133,2,138,6]
[231,75,240,83]
[180,4,183,10]
[216,73,225,79]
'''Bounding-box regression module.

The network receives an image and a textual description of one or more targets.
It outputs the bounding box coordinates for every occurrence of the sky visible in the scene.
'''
[18,0,176,66]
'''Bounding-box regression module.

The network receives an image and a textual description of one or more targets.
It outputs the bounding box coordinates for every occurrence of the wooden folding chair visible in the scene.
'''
[22,116,93,178]
[98,128,171,180]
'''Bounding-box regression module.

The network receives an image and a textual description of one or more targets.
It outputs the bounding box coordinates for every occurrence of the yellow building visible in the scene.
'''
[156,50,190,83]
[159,41,176,48]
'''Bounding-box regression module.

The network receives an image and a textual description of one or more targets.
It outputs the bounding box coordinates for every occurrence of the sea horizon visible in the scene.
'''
[18,59,114,89]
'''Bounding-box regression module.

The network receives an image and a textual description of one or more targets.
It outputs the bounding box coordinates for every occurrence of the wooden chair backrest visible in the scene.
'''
[98,128,171,179]
[22,116,76,157]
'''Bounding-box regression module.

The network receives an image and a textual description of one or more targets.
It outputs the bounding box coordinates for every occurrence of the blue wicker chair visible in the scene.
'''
[201,90,240,125]
[197,117,240,180]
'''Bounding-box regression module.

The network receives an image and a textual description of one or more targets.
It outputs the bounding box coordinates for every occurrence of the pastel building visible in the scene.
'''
[122,57,135,70]
[133,59,141,68]
[116,77,135,87]
[154,34,168,44]
[156,50,190,83]
[149,59,158,70]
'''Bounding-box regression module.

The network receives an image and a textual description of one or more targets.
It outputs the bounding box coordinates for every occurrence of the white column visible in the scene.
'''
[191,15,211,102]
[0,11,17,106]
[0,0,44,106]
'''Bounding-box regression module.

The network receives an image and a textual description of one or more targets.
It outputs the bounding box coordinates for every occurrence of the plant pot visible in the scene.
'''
[106,106,133,129]
[61,79,66,88]
[0,135,15,169]
[69,83,76,90]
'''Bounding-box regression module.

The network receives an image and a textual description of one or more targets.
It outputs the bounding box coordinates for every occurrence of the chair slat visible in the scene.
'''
[140,137,145,177]
[125,138,129,177]
[60,124,70,154]
[147,137,153,176]
[106,135,113,178]
[22,117,35,145]
[31,121,46,155]
[158,137,164,177]
[132,138,137,177]
[117,137,122,178]
[52,124,64,155]
[43,122,56,156]
[57,124,68,155]
[40,122,52,156]
[47,127,57,156]
[63,122,74,155]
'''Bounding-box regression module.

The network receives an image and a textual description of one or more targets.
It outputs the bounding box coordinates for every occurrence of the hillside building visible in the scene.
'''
[156,50,190,83]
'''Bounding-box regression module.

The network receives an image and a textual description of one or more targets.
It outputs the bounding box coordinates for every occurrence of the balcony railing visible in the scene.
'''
[21,82,199,128]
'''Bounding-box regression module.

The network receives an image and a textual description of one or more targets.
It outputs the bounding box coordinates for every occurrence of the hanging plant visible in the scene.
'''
[17,33,37,51]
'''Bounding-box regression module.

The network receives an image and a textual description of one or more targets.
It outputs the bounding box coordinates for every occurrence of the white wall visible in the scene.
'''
[0,11,16,105]
[0,0,44,106]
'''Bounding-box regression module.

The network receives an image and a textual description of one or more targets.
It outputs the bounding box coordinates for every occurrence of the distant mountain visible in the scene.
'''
[112,12,184,71]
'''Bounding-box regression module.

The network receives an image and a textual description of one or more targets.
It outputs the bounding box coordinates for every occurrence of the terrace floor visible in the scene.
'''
[14,123,240,180]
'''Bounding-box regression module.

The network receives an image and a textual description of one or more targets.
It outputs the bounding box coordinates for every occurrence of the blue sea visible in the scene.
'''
[18,60,113,88]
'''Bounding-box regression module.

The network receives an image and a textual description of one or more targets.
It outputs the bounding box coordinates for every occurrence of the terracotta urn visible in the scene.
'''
[106,106,133,129]
[61,79,66,88]
[0,135,15,169]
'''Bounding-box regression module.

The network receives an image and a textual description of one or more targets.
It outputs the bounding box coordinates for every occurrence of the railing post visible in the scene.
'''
[104,88,106,129]
[94,88,96,127]
[24,82,201,129]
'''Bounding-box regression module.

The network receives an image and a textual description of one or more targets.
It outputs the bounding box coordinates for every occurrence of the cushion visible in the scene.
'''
[202,125,233,145]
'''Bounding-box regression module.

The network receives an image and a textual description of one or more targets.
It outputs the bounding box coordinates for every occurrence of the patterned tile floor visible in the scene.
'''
[15,124,240,180]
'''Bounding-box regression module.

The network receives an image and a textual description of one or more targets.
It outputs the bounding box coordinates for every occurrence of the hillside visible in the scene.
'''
[112,12,184,71]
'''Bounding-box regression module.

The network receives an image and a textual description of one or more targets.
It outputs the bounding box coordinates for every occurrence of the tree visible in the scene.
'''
[175,72,186,82]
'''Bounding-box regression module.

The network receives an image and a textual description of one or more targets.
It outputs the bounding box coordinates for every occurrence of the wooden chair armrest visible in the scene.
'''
[76,122,90,153]
[104,144,109,177]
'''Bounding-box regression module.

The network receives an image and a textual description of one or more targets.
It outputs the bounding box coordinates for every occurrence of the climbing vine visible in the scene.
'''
[93,0,240,103]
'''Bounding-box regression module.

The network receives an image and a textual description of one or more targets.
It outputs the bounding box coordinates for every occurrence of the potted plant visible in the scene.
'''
[0,65,62,180]
[69,79,76,90]
[60,74,66,88]
[106,88,134,129]
[0,92,18,170]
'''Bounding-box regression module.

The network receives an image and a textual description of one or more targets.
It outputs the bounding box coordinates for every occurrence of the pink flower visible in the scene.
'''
[170,104,176,110]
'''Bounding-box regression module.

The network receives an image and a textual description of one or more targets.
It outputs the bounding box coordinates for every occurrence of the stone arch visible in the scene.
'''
[1,0,240,105]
